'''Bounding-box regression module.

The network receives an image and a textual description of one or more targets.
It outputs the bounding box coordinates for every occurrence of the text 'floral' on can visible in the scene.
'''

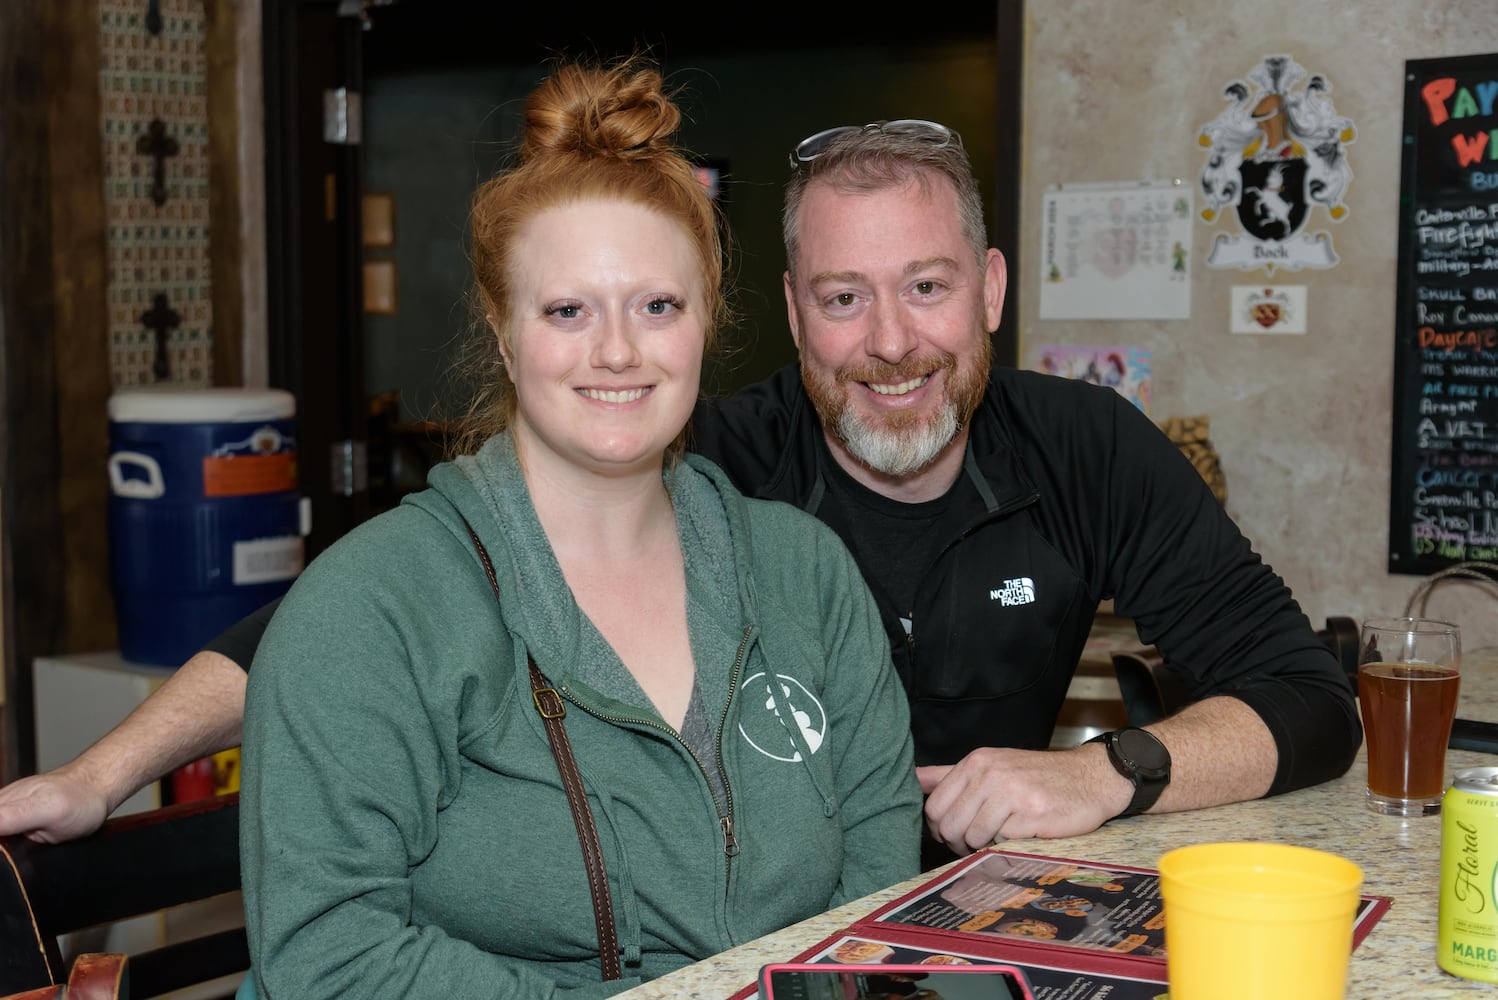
[1440,765,1498,983]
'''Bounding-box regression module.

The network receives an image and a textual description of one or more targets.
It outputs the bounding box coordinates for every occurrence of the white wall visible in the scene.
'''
[1020,1,1498,648]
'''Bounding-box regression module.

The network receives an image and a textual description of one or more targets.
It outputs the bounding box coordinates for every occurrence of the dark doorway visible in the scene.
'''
[263,2,370,560]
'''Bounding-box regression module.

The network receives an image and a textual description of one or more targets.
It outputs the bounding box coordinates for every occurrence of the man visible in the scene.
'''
[0,120,1361,858]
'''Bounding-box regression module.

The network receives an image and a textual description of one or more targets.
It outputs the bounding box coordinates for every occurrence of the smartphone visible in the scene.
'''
[758,962,1036,1000]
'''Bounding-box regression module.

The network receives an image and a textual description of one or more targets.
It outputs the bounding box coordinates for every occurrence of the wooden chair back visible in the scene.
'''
[0,794,244,999]
[0,954,128,1000]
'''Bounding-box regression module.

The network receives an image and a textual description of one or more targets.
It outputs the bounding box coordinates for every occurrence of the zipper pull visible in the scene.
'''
[720,815,740,857]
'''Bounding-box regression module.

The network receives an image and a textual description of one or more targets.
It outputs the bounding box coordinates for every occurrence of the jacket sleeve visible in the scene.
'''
[200,596,281,672]
[240,533,637,1000]
[689,365,810,495]
[1100,393,1361,795]
[811,525,923,903]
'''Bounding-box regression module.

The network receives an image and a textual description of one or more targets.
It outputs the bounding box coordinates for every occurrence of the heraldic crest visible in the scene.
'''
[1198,54,1356,273]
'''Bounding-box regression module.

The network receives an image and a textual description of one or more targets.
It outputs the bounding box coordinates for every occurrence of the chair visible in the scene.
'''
[2,954,128,1000]
[0,794,245,999]
[1404,560,1498,619]
[1402,561,1498,754]
[1320,614,1360,691]
[1108,647,1185,727]
[1110,616,1362,726]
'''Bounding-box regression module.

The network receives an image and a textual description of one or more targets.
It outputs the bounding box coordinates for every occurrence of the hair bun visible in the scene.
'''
[521,60,681,163]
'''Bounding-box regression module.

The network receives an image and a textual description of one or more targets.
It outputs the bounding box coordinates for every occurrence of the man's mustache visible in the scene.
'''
[835,354,957,386]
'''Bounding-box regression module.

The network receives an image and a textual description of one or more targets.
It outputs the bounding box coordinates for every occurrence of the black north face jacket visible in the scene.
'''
[692,364,1360,795]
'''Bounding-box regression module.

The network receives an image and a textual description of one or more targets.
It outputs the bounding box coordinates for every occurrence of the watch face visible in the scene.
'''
[1116,728,1171,777]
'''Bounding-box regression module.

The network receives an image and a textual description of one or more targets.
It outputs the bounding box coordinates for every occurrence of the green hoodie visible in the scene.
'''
[240,436,920,999]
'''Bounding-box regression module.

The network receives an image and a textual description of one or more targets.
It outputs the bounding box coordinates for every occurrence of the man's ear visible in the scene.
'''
[783,271,803,353]
[983,249,1008,333]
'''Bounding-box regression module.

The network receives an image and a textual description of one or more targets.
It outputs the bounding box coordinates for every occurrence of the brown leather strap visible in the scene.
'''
[462,519,622,981]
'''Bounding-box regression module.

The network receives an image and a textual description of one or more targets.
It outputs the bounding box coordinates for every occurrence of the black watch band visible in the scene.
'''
[1086,727,1172,818]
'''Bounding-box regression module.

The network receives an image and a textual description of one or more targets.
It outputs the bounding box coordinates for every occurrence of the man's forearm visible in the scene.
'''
[64,649,247,812]
[1143,695,1276,814]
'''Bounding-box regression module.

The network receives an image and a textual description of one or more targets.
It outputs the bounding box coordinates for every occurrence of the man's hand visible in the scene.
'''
[917,698,1281,855]
[917,744,1129,853]
[0,764,110,843]
[0,649,248,845]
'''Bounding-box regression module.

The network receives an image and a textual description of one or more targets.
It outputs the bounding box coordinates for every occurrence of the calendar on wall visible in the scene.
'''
[1039,181,1193,321]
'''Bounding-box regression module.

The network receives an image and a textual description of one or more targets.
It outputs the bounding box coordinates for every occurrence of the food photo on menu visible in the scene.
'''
[863,851,1389,958]
[873,854,1168,956]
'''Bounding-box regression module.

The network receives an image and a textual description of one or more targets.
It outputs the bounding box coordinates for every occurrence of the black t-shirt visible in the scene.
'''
[817,443,960,635]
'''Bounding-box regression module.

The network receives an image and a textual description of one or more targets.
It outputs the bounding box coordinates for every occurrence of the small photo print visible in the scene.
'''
[1230,285,1307,334]
[1029,345,1152,414]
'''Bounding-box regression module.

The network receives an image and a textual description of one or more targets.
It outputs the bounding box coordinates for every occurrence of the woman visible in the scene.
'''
[239,59,920,998]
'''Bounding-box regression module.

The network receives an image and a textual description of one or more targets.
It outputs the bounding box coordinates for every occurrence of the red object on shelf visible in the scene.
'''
[170,757,216,804]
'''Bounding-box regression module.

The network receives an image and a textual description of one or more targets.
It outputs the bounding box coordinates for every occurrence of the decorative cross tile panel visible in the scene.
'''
[99,0,212,386]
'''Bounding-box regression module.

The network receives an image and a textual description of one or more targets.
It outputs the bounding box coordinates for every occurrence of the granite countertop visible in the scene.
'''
[621,649,1498,999]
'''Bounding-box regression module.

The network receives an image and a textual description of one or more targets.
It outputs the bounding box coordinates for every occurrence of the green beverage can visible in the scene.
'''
[1439,766,1498,982]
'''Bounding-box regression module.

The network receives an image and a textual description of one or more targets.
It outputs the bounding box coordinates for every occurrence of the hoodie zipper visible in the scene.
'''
[714,625,753,869]
[558,624,753,888]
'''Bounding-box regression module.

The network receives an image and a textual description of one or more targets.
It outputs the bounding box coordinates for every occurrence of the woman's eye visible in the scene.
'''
[546,303,582,319]
[644,296,680,316]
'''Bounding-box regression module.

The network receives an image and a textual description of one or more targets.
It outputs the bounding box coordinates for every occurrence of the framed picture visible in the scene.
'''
[363,259,397,314]
[362,192,396,248]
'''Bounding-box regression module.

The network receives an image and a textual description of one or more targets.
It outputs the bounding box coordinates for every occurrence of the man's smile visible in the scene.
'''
[867,374,933,397]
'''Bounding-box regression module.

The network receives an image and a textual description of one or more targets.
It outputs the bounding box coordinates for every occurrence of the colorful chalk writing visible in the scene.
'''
[1420,76,1498,179]
[1392,53,1498,574]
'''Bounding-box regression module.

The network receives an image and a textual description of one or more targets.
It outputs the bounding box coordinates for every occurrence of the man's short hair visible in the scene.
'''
[782,125,989,279]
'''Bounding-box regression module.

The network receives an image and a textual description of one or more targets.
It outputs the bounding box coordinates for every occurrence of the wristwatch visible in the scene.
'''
[1086,727,1172,818]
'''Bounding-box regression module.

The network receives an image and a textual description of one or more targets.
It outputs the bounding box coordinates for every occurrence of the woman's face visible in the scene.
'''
[501,199,706,480]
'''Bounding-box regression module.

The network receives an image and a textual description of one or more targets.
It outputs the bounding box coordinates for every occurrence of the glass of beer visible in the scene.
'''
[1357,617,1461,816]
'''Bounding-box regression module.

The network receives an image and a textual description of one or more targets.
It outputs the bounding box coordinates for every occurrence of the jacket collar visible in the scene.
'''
[754,364,1040,517]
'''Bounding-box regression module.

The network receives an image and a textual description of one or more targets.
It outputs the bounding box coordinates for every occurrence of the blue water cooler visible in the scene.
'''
[108,387,305,666]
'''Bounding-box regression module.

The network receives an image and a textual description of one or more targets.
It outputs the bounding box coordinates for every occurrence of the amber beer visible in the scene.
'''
[1358,661,1460,809]
[1439,767,1498,983]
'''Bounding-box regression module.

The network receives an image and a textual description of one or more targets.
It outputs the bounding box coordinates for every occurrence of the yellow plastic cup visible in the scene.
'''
[1158,842,1363,1000]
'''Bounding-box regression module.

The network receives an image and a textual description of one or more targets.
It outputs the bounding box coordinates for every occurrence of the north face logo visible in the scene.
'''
[991,578,1036,606]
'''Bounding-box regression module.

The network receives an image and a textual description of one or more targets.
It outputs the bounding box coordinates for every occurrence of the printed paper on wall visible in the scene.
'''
[1230,285,1308,334]
[1029,345,1152,414]
[1039,181,1192,320]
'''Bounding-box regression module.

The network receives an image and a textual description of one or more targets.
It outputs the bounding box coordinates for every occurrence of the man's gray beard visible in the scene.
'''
[835,402,959,477]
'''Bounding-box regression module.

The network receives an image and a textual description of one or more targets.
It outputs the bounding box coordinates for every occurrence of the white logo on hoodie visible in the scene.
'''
[737,672,827,763]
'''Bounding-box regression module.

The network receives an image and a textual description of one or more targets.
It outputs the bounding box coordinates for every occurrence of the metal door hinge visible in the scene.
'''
[330,440,368,496]
[323,88,363,145]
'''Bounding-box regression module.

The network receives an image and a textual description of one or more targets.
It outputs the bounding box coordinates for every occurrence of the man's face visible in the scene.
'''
[784,174,1005,480]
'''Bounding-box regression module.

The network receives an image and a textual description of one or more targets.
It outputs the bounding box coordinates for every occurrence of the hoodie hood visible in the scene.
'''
[402,433,754,721]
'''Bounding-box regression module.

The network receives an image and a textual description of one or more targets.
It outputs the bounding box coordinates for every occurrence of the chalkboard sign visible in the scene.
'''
[1389,53,1498,575]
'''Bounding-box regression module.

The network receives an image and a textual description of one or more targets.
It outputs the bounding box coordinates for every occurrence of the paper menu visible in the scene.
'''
[729,849,1391,1000]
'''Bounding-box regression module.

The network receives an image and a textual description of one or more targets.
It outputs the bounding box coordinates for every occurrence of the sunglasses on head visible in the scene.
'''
[788,119,960,169]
